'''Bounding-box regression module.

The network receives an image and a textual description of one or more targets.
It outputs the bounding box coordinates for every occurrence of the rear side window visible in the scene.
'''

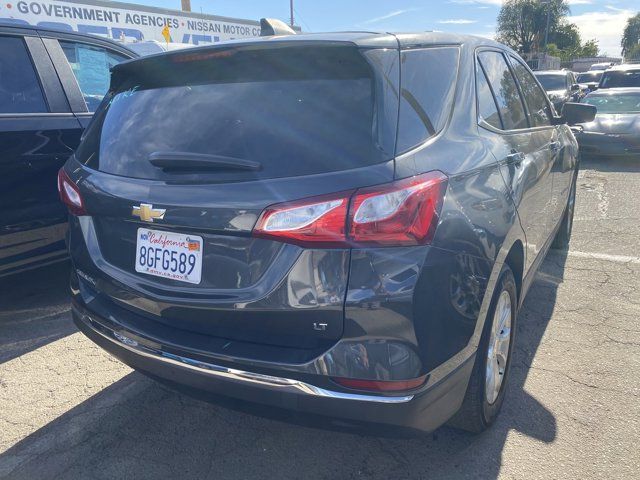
[0,36,48,114]
[600,70,640,88]
[60,41,129,111]
[476,63,502,129]
[478,51,528,130]
[76,45,398,182]
[509,57,551,127]
[396,47,460,153]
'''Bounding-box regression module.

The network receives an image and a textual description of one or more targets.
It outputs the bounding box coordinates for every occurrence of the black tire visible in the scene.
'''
[448,264,517,433]
[552,176,577,250]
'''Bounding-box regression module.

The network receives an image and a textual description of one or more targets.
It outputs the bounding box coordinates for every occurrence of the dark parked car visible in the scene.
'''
[598,64,640,89]
[0,24,135,277]
[576,71,603,93]
[62,32,595,433]
[534,70,583,111]
[576,88,640,158]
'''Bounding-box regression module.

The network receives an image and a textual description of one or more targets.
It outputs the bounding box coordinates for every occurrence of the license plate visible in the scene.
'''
[135,228,203,284]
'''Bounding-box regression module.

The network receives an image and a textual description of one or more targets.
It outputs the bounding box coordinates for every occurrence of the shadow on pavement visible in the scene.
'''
[0,253,568,479]
[0,262,74,364]
[580,155,640,173]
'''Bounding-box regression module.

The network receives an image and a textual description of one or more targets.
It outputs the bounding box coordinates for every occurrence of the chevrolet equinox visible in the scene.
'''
[60,32,595,433]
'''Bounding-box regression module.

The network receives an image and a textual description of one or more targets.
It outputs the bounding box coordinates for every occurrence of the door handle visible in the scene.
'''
[549,141,561,152]
[507,151,524,165]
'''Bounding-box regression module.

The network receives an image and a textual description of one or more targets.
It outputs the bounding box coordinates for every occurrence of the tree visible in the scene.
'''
[621,13,640,58]
[579,39,599,58]
[626,44,640,62]
[548,22,580,52]
[496,0,570,54]
[496,0,600,59]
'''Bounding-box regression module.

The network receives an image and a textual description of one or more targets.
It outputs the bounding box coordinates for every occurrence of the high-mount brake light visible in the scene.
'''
[252,171,447,248]
[57,169,87,216]
[171,49,237,63]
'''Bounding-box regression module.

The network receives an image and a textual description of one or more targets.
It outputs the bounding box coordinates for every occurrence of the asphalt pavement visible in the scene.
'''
[0,156,638,479]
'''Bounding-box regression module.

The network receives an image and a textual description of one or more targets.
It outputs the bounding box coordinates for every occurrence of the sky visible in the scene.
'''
[131,0,638,57]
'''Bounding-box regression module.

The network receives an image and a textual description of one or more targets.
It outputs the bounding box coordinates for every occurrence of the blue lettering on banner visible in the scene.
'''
[111,27,143,41]
[36,21,73,31]
[77,24,109,36]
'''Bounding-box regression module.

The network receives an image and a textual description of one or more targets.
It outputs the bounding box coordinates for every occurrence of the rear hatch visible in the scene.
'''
[72,42,399,348]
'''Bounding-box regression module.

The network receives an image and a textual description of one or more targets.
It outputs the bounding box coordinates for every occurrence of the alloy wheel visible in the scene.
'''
[485,290,512,405]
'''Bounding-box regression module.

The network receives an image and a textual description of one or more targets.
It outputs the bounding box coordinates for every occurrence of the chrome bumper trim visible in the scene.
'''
[79,314,414,404]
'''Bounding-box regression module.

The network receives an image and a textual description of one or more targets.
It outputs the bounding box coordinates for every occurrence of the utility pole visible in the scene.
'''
[541,0,551,51]
[544,6,551,49]
[181,0,191,12]
[290,0,294,27]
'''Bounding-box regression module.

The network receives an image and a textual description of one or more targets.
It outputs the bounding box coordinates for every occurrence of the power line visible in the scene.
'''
[293,6,312,32]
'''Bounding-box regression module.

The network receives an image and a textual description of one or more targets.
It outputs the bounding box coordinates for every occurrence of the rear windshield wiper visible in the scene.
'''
[148,152,261,172]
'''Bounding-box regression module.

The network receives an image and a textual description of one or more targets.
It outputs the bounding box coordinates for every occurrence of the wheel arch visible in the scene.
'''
[503,240,524,304]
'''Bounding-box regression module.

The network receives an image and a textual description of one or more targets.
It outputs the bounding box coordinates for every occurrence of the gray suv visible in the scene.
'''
[60,32,594,433]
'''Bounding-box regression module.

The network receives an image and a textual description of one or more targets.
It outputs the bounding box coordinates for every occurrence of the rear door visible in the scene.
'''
[508,55,570,232]
[69,44,400,348]
[0,30,81,275]
[475,49,555,275]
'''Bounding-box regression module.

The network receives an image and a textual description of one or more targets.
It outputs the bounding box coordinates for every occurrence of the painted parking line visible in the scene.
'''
[567,251,640,264]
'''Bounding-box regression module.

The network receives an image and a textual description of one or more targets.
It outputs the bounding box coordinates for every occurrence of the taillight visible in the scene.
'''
[332,375,427,392]
[349,171,447,246]
[57,168,87,216]
[252,171,447,248]
[253,191,353,248]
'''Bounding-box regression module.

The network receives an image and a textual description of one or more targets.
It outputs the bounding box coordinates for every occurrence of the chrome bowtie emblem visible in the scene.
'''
[132,203,166,222]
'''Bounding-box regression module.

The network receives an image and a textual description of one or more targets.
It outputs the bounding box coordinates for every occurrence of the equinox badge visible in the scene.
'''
[132,203,166,223]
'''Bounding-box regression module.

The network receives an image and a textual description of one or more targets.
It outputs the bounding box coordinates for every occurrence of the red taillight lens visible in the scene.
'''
[57,168,87,216]
[332,375,427,392]
[253,191,353,248]
[252,171,447,248]
[349,171,447,246]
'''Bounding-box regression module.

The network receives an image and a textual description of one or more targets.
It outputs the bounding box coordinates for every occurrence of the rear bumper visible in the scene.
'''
[73,301,475,432]
[577,132,640,157]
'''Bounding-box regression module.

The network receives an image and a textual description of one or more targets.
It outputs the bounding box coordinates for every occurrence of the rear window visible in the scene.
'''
[396,47,460,153]
[534,73,567,91]
[599,70,640,89]
[582,93,640,114]
[576,72,602,84]
[76,45,398,182]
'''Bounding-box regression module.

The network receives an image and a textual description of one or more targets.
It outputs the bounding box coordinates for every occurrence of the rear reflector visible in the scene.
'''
[332,375,427,392]
[252,171,447,248]
[57,168,87,216]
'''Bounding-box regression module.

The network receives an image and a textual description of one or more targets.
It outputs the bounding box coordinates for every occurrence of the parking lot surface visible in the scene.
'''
[0,157,638,479]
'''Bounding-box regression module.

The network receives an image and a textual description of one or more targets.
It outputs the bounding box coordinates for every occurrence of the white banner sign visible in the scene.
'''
[0,0,261,45]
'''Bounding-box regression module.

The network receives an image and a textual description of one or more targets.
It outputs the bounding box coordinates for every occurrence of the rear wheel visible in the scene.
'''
[552,176,576,250]
[448,264,517,433]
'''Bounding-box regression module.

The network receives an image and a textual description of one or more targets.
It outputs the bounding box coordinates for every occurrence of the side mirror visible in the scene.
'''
[586,82,598,91]
[560,102,596,125]
[570,83,580,92]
